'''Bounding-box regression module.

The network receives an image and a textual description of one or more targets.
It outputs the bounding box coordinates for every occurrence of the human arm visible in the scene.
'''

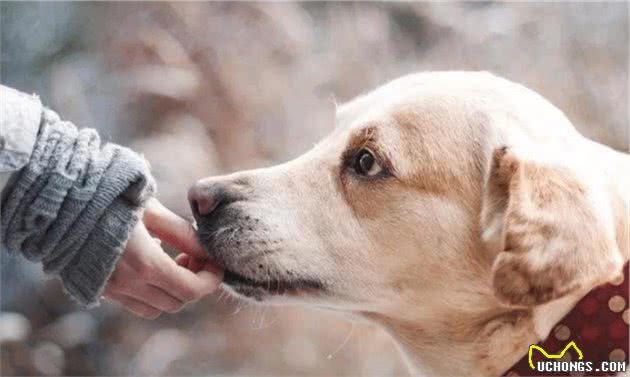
[0,85,221,310]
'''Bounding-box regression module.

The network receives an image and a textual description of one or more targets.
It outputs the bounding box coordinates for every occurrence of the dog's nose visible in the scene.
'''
[188,181,229,219]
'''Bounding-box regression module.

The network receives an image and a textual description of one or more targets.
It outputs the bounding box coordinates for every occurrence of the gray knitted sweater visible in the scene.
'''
[0,85,155,306]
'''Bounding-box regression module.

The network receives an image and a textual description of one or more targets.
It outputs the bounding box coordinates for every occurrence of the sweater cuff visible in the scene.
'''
[59,196,141,307]
[0,108,156,307]
[57,147,156,307]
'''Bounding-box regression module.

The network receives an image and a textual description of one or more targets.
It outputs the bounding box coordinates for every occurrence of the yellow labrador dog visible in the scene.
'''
[188,72,629,376]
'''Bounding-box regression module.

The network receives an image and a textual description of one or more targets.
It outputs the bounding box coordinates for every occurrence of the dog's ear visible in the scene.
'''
[481,147,623,307]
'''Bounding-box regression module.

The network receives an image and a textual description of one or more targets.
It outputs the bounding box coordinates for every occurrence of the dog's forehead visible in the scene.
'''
[335,71,576,151]
[333,76,473,150]
[335,75,426,131]
[327,73,506,186]
[316,71,578,189]
[336,71,493,122]
[335,71,490,135]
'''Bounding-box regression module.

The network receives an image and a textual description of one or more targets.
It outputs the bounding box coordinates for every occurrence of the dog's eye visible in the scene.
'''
[353,149,382,176]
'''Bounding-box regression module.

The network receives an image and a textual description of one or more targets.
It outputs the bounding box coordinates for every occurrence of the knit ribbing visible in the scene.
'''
[0,108,155,306]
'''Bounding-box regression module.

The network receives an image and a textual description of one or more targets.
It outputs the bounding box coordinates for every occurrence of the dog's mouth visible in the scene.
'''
[194,212,324,301]
[222,269,324,301]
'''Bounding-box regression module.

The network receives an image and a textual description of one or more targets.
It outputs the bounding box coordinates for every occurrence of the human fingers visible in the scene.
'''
[106,292,162,319]
[124,283,185,313]
[175,253,206,273]
[153,259,223,302]
[143,198,208,259]
[189,256,205,273]
[175,253,190,267]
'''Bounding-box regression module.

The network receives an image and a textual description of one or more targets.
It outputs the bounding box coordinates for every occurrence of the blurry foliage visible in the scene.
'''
[1,2,628,376]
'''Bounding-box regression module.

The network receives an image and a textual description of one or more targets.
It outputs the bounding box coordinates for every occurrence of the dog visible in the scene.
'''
[188,71,629,376]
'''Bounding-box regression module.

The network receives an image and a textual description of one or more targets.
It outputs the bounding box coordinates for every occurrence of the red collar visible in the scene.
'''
[503,263,628,376]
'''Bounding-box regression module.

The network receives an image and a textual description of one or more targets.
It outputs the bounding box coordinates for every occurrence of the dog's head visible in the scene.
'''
[189,72,623,320]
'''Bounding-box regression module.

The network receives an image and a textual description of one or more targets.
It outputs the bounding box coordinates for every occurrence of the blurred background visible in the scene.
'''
[1,2,628,376]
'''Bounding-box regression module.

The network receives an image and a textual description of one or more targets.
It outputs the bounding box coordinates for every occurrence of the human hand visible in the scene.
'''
[104,199,222,318]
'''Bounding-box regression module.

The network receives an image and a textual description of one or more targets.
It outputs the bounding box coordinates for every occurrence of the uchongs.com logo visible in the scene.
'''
[528,341,626,374]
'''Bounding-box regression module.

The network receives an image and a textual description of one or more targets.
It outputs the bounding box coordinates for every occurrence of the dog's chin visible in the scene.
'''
[221,269,324,302]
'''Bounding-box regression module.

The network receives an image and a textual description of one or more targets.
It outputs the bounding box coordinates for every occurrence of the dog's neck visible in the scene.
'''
[368,144,630,377]
[366,263,541,376]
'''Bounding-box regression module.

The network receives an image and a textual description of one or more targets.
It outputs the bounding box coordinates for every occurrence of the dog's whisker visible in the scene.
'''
[326,322,355,360]
[250,305,270,331]
[232,299,245,315]
[262,309,280,328]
